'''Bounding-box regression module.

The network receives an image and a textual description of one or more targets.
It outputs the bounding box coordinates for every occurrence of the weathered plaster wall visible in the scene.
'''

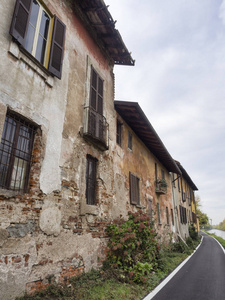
[113,114,175,242]
[0,0,177,299]
[0,0,114,299]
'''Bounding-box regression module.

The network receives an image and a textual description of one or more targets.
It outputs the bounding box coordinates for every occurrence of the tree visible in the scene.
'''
[195,195,210,228]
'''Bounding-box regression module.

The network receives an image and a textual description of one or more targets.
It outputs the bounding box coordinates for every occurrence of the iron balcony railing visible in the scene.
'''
[155,179,167,194]
[83,106,109,150]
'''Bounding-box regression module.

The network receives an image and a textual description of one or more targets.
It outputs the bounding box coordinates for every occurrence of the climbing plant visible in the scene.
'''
[106,210,160,283]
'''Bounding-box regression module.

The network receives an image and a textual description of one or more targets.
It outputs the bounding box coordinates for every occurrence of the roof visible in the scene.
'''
[175,161,198,191]
[73,0,135,66]
[114,101,181,174]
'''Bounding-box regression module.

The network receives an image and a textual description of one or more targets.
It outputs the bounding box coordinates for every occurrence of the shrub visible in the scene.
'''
[189,225,199,240]
[106,211,160,283]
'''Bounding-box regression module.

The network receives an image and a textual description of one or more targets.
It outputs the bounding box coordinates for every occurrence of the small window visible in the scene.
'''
[86,155,97,205]
[166,207,169,225]
[161,169,165,180]
[10,0,66,79]
[116,119,122,146]
[179,205,187,224]
[129,172,140,205]
[157,203,161,224]
[128,131,132,151]
[0,112,36,192]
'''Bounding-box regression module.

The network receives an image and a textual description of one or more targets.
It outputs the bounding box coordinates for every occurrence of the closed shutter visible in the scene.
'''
[129,173,140,205]
[48,16,66,79]
[10,0,32,46]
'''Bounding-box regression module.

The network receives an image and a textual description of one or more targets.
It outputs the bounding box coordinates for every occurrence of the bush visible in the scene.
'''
[189,225,198,240]
[106,211,160,283]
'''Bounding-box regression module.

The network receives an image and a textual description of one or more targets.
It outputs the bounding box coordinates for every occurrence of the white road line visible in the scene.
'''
[142,236,203,300]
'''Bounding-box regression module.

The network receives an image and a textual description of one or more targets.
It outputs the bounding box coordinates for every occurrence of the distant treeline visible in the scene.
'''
[215,219,225,231]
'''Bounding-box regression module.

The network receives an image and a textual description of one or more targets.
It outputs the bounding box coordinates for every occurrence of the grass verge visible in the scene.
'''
[205,231,225,249]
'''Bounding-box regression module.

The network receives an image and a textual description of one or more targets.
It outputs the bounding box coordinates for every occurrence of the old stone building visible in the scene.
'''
[0,0,197,299]
[114,101,181,241]
[171,161,198,241]
[0,0,135,298]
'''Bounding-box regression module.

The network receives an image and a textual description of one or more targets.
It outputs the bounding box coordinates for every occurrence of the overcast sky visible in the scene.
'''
[106,0,225,225]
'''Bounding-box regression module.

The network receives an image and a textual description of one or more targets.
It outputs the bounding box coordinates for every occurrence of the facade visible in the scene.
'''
[114,101,181,241]
[0,1,198,299]
[171,161,198,241]
[0,0,135,299]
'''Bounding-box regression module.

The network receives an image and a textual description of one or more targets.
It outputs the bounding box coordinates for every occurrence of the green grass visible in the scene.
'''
[205,231,225,249]
[16,240,200,300]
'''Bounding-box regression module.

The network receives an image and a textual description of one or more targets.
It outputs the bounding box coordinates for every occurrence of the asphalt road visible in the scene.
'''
[149,232,225,300]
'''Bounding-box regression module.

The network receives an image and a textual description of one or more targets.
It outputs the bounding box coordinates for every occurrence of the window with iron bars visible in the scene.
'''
[86,155,98,205]
[0,112,36,193]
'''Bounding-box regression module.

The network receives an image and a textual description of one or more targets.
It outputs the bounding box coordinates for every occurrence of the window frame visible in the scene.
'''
[128,131,132,151]
[0,111,36,193]
[129,172,140,205]
[24,0,53,68]
[86,155,98,206]
[10,0,66,79]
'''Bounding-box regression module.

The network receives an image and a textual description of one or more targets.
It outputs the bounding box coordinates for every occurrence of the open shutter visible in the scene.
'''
[48,16,66,79]
[10,0,32,46]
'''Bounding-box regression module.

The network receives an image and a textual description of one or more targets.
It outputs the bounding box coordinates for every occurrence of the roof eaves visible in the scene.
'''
[73,0,135,66]
[114,101,181,175]
[175,160,198,191]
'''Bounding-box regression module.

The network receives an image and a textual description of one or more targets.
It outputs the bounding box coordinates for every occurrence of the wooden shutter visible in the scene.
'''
[130,173,139,205]
[10,0,32,46]
[48,16,66,79]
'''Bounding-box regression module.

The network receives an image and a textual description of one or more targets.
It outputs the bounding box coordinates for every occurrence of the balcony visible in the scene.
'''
[83,106,109,151]
[155,179,167,195]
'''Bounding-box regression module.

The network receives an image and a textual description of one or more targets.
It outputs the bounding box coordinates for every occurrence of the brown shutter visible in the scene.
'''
[48,16,66,79]
[10,0,32,46]
[130,173,139,205]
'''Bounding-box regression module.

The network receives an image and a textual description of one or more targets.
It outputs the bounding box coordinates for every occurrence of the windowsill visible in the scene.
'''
[80,201,99,216]
[0,188,23,198]
[8,41,54,88]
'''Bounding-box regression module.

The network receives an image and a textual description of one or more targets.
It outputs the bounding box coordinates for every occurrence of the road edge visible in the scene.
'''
[205,231,225,255]
[142,236,203,300]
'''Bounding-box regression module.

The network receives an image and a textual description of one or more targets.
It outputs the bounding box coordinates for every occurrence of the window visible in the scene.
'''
[161,169,165,180]
[116,119,122,146]
[10,0,66,79]
[129,172,140,205]
[128,131,132,150]
[157,203,161,224]
[179,205,187,224]
[0,112,36,192]
[86,155,97,205]
[166,207,169,225]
